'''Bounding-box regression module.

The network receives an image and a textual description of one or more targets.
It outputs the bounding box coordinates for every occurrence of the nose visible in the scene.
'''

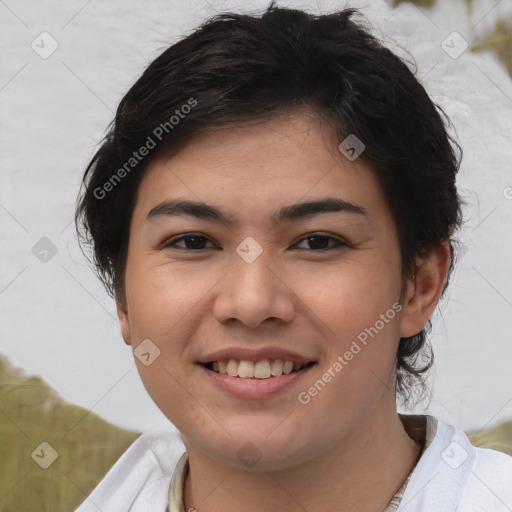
[212,246,296,329]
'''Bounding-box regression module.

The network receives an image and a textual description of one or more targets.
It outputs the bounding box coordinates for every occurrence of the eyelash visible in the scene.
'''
[161,232,349,252]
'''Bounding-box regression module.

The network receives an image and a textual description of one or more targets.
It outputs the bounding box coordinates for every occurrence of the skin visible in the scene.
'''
[117,110,451,512]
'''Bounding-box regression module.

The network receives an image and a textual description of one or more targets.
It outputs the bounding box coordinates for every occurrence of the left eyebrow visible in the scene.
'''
[146,197,368,227]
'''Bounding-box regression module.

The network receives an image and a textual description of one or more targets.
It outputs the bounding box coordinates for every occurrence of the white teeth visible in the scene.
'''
[209,358,309,378]
[218,360,227,375]
[226,359,239,377]
[254,360,271,379]
[283,360,294,374]
[270,359,283,376]
[238,360,254,378]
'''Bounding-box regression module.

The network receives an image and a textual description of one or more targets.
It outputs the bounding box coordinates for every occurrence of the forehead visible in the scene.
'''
[133,111,389,225]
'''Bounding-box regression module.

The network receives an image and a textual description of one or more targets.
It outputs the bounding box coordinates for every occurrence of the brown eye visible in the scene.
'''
[294,233,349,251]
[162,234,215,250]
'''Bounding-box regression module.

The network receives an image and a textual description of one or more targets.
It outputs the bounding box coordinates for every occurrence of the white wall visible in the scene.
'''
[1,0,511,433]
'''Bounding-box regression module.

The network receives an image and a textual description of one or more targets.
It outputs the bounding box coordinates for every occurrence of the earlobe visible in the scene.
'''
[116,299,132,346]
[400,242,451,338]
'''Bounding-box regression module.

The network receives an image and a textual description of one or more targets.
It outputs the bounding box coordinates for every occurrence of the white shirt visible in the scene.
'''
[74,415,512,511]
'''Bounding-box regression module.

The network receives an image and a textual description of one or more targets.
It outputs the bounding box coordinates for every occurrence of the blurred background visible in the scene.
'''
[1,0,511,509]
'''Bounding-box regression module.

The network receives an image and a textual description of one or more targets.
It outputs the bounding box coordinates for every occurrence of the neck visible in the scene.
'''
[182,408,424,512]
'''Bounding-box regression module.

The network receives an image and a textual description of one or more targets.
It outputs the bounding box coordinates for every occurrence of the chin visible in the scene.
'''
[190,428,317,472]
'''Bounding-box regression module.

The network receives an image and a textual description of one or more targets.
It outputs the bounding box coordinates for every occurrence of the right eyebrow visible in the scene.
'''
[146,197,368,228]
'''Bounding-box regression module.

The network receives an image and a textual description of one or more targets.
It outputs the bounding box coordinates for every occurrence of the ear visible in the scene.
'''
[116,298,132,346]
[400,241,451,338]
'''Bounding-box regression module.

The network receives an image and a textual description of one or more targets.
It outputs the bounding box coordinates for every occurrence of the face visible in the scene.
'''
[117,111,417,471]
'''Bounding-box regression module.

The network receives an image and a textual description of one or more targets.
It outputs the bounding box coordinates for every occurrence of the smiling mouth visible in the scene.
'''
[201,359,317,379]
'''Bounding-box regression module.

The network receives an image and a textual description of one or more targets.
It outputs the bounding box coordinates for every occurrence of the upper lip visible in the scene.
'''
[197,347,316,364]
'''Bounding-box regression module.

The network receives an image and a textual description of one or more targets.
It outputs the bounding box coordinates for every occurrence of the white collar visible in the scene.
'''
[74,415,512,511]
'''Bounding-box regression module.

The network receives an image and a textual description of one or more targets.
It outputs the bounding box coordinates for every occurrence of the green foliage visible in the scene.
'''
[472,20,512,77]
[391,0,512,77]
[392,0,473,10]
[0,355,140,511]
[468,418,512,456]
[392,0,435,8]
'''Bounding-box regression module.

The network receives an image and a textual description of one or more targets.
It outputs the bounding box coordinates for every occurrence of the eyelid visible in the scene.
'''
[294,232,350,249]
[159,232,217,250]
[160,232,350,251]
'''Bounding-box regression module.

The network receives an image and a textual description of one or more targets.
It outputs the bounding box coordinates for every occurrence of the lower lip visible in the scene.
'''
[197,364,316,399]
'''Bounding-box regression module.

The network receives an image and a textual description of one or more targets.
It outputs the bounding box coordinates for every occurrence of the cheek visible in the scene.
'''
[122,263,195,395]
[290,259,401,338]
[135,358,213,438]
[124,261,205,340]
[124,264,201,424]
[296,287,401,420]
[290,261,402,397]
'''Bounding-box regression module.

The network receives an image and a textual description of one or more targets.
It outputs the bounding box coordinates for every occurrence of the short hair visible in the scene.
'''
[75,2,463,406]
